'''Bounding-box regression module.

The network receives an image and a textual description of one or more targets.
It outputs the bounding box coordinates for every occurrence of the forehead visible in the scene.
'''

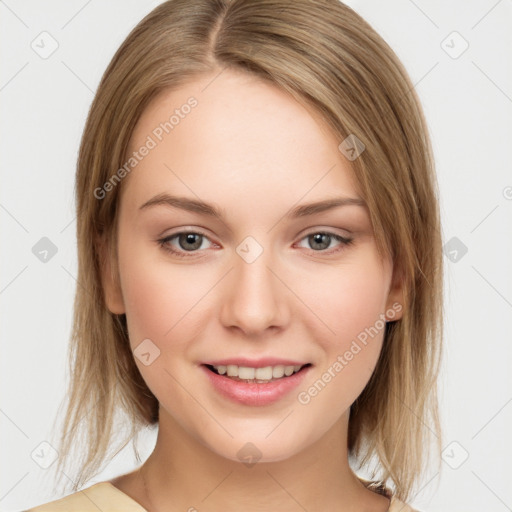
[121,70,360,213]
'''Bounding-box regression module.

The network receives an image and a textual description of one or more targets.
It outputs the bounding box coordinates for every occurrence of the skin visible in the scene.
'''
[102,69,403,512]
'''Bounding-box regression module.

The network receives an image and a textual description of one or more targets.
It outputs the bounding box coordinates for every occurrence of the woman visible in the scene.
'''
[26,0,443,510]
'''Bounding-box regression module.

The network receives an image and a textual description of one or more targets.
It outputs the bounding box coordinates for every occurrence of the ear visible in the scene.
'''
[384,263,405,322]
[97,234,125,315]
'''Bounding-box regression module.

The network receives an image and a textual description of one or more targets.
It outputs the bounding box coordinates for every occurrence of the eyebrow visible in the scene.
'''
[139,193,366,220]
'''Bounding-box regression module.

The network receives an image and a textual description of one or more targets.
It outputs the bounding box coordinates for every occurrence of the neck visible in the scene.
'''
[138,406,387,512]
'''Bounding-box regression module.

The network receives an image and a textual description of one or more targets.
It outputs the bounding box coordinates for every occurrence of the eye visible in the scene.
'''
[296,231,353,254]
[157,229,354,259]
[157,231,214,258]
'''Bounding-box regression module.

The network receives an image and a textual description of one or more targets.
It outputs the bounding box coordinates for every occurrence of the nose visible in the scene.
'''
[219,244,290,336]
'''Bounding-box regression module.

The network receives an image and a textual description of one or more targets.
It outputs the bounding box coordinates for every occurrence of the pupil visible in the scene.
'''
[180,233,202,251]
[310,233,329,250]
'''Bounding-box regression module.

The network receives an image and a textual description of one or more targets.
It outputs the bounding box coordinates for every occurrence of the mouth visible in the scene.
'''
[201,362,313,406]
[203,363,313,383]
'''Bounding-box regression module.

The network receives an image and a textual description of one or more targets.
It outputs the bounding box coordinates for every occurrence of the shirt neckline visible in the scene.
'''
[99,477,397,511]
[100,481,148,511]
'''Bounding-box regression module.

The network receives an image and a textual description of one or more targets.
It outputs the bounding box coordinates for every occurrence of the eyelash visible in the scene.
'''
[156,230,354,258]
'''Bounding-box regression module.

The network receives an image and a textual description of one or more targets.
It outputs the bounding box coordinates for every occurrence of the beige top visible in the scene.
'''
[24,477,419,511]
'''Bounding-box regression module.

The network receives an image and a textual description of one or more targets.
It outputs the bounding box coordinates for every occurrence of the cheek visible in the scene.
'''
[302,255,389,343]
[116,232,207,348]
[116,241,213,404]
[296,255,390,405]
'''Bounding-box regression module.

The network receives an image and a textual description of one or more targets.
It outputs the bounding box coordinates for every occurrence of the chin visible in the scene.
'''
[205,433,306,467]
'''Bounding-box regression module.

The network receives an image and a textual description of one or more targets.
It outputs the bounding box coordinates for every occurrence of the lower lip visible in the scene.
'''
[201,364,312,406]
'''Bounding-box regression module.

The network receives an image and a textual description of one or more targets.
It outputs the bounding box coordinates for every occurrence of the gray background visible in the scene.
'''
[1,0,511,510]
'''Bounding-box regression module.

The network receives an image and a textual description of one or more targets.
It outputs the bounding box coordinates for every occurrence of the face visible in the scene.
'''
[102,69,403,463]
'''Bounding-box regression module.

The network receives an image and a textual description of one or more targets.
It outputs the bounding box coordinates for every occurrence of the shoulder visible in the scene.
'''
[388,495,421,512]
[357,476,421,512]
[23,482,147,512]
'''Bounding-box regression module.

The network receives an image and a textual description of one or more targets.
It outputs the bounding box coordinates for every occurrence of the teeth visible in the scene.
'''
[216,365,227,375]
[213,364,303,381]
[273,365,285,379]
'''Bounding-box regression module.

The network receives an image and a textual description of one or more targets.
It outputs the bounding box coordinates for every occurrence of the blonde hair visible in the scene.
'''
[50,0,443,503]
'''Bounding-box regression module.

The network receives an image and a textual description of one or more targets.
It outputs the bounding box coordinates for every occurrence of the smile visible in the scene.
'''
[201,363,313,406]
[207,363,308,382]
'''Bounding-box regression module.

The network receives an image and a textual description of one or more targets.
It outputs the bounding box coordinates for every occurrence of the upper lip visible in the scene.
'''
[202,357,311,368]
